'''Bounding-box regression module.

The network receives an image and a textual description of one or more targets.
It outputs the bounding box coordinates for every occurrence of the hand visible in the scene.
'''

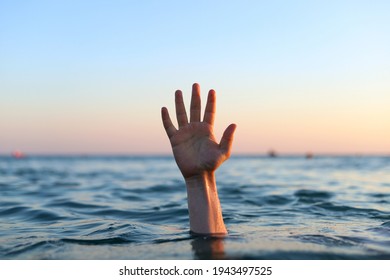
[161,83,236,179]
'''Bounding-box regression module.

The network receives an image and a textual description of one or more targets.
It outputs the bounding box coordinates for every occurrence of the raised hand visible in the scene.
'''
[161,83,236,179]
[161,83,236,235]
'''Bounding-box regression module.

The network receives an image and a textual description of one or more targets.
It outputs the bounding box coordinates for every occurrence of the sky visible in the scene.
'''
[0,0,389,155]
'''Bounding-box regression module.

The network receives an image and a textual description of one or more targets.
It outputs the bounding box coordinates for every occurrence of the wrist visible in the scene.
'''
[185,172,216,188]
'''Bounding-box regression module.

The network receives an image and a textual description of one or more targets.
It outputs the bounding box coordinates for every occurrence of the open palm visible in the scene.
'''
[161,83,236,179]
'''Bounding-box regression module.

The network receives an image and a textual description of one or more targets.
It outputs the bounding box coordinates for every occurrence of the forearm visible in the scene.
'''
[185,172,227,235]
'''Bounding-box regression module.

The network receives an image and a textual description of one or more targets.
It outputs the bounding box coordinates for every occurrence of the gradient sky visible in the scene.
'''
[1,0,389,154]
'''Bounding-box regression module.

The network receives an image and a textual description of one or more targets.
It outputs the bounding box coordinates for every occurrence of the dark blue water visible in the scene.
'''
[0,155,389,259]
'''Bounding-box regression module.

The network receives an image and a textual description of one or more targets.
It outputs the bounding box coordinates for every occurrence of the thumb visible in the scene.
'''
[219,124,237,157]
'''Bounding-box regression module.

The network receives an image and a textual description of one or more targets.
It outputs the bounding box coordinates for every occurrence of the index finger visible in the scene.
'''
[203,89,216,126]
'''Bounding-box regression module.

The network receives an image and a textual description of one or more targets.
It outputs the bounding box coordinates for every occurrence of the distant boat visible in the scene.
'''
[12,150,25,159]
[305,152,314,159]
[268,149,277,158]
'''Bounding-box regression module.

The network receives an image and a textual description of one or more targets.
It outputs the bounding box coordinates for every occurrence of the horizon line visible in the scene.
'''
[1,152,389,158]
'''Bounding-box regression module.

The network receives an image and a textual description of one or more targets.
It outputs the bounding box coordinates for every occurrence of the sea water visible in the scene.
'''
[0,156,389,259]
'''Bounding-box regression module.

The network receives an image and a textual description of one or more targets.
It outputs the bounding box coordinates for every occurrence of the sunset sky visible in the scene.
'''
[1,0,389,155]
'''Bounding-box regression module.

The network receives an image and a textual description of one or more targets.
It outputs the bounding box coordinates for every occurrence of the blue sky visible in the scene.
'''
[1,1,389,154]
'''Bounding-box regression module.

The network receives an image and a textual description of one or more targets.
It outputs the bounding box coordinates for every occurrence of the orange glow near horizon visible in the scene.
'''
[1,87,389,155]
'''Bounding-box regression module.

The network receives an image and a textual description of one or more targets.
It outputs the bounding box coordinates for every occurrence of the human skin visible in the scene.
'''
[161,83,236,235]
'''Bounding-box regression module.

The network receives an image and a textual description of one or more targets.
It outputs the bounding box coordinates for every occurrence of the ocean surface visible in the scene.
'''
[0,155,389,259]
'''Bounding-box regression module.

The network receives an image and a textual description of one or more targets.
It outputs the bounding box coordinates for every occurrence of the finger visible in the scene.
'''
[175,90,188,127]
[203,89,216,126]
[161,107,177,138]
[219,124,237,157]
[190,83,201,122]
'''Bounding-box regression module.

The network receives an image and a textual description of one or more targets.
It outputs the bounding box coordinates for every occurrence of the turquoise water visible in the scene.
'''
[0,156,389,259]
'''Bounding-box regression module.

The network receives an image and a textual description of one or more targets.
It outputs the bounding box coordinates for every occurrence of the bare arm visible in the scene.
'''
[161,83,236,235]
